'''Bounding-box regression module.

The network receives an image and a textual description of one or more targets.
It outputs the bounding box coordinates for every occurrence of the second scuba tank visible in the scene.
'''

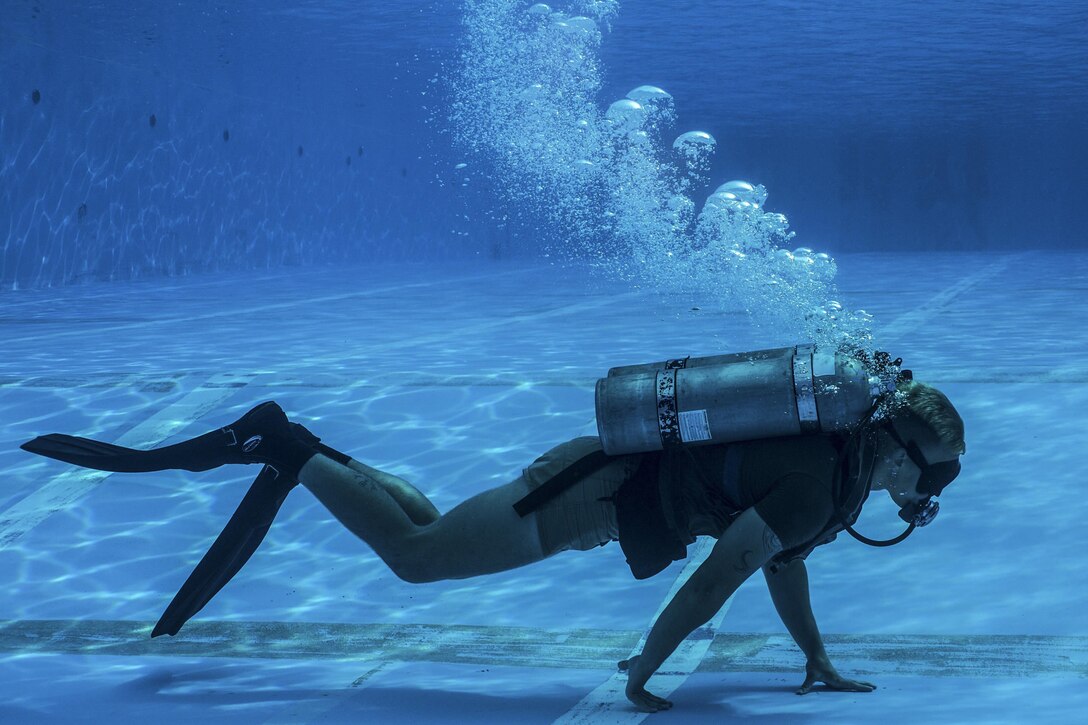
[595,344,895,455]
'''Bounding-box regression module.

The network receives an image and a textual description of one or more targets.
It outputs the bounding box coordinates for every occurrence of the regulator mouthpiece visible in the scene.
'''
[899,498,940,527]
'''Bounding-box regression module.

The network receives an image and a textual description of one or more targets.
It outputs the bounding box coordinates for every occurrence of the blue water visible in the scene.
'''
[1,1,1086,723]
[2,0,1086,290]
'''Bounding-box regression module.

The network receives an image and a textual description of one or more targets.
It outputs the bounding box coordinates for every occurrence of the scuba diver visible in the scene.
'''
[20,345,964,714]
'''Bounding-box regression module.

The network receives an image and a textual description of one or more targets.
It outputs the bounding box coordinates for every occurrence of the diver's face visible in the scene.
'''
[871,435,921,505]
[873,418,960,507]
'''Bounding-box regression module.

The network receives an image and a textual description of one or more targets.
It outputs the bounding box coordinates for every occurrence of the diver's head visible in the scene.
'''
[871,380,965,519]
[894,379,966,457]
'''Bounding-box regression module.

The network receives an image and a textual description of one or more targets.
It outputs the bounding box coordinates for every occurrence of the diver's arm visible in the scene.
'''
[762,558,878,695]
[761,558,831,665]
[623,507,782,711]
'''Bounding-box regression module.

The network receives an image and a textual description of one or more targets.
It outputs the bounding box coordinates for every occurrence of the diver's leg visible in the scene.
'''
[341,459,441,526]
[299,454,546,583]
[288,421,440,526]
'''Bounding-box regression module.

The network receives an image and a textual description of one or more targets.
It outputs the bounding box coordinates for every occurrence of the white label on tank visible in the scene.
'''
[679,409,712,442]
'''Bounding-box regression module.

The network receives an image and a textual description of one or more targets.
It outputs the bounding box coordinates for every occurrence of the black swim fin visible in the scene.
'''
[18,405,358,637]
[20,401,317,477]
[151,425,355,637]
[20,433,224,473]
[152,464,296,637]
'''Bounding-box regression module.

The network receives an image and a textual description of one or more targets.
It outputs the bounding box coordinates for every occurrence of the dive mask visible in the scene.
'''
[885,420,961,527]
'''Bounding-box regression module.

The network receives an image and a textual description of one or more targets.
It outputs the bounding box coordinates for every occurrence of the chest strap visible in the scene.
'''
[512,449,614,517]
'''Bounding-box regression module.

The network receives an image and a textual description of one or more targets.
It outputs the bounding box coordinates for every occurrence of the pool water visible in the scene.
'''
[2,254,1085,722]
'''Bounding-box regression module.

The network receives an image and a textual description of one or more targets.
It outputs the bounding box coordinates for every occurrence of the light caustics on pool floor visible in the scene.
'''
[1,254,1086,722]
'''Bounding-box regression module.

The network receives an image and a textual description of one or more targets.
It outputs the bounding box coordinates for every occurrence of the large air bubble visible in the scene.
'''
[714,180,768,208]
[672,131,716,157]
[606,99,645,132]
[626,85,672,104]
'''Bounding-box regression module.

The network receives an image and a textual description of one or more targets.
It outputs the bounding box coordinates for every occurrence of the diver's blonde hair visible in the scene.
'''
[897,380,966,454]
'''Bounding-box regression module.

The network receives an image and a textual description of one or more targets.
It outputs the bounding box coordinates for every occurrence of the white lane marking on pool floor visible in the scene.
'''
[880,253,1030,342]
[553,537,725,724]
[3,620,1085,678]
[4,265,554,345]
[0,267,344,311]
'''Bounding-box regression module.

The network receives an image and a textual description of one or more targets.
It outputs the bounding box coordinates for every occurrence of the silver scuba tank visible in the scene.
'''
[595,344,896,455]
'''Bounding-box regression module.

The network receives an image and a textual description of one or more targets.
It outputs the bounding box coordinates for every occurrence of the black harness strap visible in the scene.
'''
[512,449,614,517]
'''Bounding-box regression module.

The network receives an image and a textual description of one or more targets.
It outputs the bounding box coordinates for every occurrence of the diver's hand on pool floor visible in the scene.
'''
[796,658,877,695]
[618,655,674,713]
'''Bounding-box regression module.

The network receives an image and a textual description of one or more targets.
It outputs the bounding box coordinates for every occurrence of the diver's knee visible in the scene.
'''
[385,532,444,584]
[391,564,437,584]
[383,551,435,583]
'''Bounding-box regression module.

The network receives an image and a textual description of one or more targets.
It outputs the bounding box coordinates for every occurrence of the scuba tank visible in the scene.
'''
[595,344,938,548]
[595,344,898,456]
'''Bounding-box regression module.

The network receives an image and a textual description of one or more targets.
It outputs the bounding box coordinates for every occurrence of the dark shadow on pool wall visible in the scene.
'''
[0,20,480,291]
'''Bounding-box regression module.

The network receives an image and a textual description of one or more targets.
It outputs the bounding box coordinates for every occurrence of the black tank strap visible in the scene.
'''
[512,449,614,517]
